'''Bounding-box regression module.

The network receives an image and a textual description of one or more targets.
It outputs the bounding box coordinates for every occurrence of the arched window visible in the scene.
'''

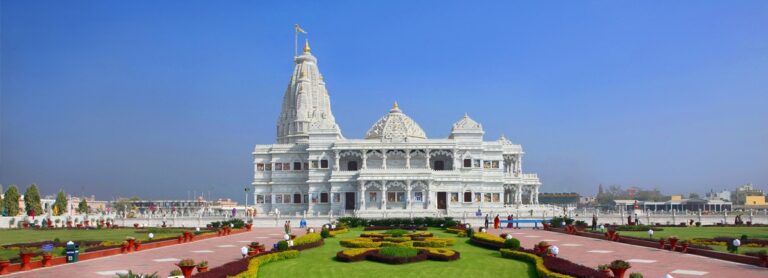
[347,161,358,171]
[293,193,302,204]
[464,191,472,202]
[434,160,445,171]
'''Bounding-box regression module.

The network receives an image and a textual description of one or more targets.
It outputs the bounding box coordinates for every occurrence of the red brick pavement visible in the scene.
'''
[488,228,767,277]
[3,227,303,278]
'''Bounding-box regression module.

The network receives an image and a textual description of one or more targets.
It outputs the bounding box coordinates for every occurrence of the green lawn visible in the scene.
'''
[258,228,537,278]
[0,228,188,245]
[619,226,768,241]
[618,226,768,255]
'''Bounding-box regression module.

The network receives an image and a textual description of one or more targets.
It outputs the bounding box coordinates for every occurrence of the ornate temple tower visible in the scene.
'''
[276,41,341,144]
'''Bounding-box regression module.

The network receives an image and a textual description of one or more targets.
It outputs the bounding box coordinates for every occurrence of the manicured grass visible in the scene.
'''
[618,226,768,255]
[0,228,187,245]
[618,226,768,241]
[258,228,537,278]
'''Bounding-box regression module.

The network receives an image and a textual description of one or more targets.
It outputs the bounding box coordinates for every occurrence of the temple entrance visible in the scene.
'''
[345,192,355,210]
[437,192,447,209]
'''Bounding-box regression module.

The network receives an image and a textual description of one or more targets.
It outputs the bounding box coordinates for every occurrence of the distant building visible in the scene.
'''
[612,198,732,212]
[705,189,731,202]
[670,195,683,201]
[732,183,764,205]
[579,196,596,206]
[745,195,766,206]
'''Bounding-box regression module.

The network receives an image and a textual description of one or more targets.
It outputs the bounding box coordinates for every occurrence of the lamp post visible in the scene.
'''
[244,187,250,218]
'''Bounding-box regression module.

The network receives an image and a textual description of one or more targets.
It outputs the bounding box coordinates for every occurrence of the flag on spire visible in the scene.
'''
[294,24,307,34]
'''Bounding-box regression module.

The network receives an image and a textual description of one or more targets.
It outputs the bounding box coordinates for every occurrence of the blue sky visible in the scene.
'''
[1,1,766,202]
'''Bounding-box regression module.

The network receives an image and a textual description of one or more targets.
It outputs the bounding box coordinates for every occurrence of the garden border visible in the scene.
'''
[548,227,767,268]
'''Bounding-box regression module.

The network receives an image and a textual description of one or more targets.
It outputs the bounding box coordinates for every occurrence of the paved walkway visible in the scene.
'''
[488,228,767,277]
[4,228,304,278]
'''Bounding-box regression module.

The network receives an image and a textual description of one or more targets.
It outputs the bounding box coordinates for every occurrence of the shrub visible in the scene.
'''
[117,271,159,278]
[178,258,195,267]
[341,248,377,257]
[379,246,418,258]
[198,260,208,267]
[613,225,663,232]
[629,273,643,278]
[383,229,409,237]
[293,233,322,246]
[169,270,182,276]
[499,249,571,278]
[340,238,381,248]
[609,260,631,269]
[504,238,521,249]
[741,234,748,241]
[320,229,330,238]
[465,228,474,238]
[231,250,300,278]
[337,217,457,228]
[277,240,289,251]
[329,228,349,237]
[413,240,446,248]
[472,232,505,245]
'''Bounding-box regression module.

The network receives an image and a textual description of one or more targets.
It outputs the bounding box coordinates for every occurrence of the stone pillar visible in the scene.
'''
[406,180,412,209]
[405,150,411,169]
[360,181,366,211]
[362,150,368,169]
[333,150,340,171]
[381,183,387,210]
[425,149,431,169]
[382,149,387,170]
[534,185,539,204]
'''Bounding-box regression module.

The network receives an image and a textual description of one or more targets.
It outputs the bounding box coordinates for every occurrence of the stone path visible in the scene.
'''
[4,227,303,278]
[488,228,767,277]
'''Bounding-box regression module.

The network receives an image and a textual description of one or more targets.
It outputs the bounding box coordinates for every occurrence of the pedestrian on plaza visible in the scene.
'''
[287,220,292,235]
[507,214,513,229]
[284,221,290,234]
[494,215,500,229]
[484,214,490,229]
[591,214,598,231]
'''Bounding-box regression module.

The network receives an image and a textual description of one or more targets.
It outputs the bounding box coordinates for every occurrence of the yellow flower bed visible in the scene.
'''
[416,247,456,257]
[340,238,381,248]
[446,227,464,234]
[472,232,505,245]
[329,228,350,237]
[499,249,573,278]
[341,248,378,257]
[230,250,300,278]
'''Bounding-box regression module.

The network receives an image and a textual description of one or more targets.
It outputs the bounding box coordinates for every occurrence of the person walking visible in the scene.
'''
[591,214,598,231]
[494,215,500,229]
[507,214,513,229]
[284,221,290,234]
[484,214,490,229]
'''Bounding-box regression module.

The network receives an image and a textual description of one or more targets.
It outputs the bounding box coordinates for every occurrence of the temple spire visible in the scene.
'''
[303,39,311,53]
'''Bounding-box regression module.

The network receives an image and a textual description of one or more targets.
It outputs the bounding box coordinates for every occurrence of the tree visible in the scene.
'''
[3,185,21,216]
[0,184,4,215]
[53,190,68,216]
[689,193,701,199]
[78,198,89,214]
[24,184,43,216]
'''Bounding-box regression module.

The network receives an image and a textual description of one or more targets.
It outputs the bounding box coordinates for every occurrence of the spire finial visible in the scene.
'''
[303,39,311,53]
[390,101,401,113]
[464,112,469,118]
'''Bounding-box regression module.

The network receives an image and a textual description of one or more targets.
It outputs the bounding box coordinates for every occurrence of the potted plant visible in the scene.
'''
[125,236,136,252]
[609,260,632,278]
[680,240,689,253]
[183,231,191,242]
[178,235,184,243]
[42,251,53,267]
[536,241,550,254]
[84,219,90,227]
[629,273,644,278]
[19,247,37,270]
[668,236,679,250]
[168,269,183,278]
[196,260,208,273]
[176,258,196,278]
[658,238,665,249]
[597,264,611,276]
[0,255,11,274]
[121,241,130,253]
[134,240,142,251]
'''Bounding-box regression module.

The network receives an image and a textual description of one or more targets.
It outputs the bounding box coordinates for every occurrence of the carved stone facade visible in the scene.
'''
[253,44,542,217]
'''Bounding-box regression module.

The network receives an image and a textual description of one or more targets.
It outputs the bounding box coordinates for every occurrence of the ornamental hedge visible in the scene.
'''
[337,217,458,228]
[500,249,573,278]
[230,250,300,278]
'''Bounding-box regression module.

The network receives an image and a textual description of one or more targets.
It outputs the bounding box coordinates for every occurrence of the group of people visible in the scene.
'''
[484,214,516,229]
[283,220,292,234]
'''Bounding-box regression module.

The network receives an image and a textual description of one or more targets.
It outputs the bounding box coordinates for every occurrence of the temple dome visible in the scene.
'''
[365,102,427,142]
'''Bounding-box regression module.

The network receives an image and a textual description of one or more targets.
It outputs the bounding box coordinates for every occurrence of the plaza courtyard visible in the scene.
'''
[1,225,766,277]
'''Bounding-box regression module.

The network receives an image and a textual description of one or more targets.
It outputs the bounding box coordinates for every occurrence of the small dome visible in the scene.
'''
[498,134,513,145]
[365,102,427,142]
[451,113,483,132]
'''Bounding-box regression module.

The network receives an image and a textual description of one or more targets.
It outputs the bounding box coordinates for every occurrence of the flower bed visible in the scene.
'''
[417,247,460,261]
[469,232,505,249]
[363,225,429,231]
[328,228,349,237]
[193,250,299,278]
[499,249,573,278]
[336,248,379,262]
